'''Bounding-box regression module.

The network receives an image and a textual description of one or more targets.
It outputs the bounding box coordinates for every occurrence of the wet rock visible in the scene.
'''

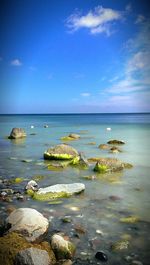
[87,142,96,145]
[14,247,51,265]
[47,161,69,170]
[21,159,33,163]
[109,146,122,153]
[83,175,97,180]
[25,180,39,192]
[8,128,26,139]
[69,133,80,139]
[109,195,122,201]
[98,144,110,150]
[44,144,79,160]
[61,259,73,265]
[71,152,89,169]
[111,240,129,251]
[0,232,56,265]
[62,216,72,223]
[107,139,125,145]
[132,260,143,265]
[95,251,108,261]
[93,158,131,173]
[74,224,86,234]
[32,183,85,201]
[5,208,49,242]
[120,216,140,223]
[51,234,76,260]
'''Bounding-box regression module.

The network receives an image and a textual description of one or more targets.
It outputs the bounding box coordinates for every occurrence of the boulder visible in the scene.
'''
[93,158,131,173]
[9,128,26,139]
[68,133,80,139]
[6,208,49,242]
[0,232,56,265]
[32,183,85,201]
[98,144,110,150]
[107,139,125,145]
[51,234,75,260]
[44,144,79,160]
[71,153,89,169]
[109,146,121,153]
[14,247,51,265]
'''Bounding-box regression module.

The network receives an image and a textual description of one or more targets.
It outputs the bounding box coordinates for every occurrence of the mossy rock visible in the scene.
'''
[60,136,75,141]
[32,175,45,182]
[111,239,130,251]
[32,191,70,201]
[107,139,125,145]
[94,163,109,173]
[0,232,56,265]
[11,177,24,184]
[120,216,140,223]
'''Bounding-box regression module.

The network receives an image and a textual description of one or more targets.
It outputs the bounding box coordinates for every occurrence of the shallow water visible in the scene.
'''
[0,113,150,264]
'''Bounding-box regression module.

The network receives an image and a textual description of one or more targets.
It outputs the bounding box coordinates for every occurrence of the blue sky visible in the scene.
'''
[0,0,150,113]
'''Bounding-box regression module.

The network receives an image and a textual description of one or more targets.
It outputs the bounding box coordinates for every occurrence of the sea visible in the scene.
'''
[0,113,150,264]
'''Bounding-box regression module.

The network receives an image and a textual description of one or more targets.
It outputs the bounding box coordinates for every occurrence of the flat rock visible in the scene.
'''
[33,183,85,201]
[44,144,79,160]
[8,128,26,139]
[6,208,49,242]
[93,158,132,173]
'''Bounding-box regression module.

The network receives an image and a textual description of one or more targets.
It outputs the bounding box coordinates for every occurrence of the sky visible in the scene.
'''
[0,0,150,113]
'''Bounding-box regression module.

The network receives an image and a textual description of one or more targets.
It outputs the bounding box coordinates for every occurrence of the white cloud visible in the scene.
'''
[135,15,145,24]
[80,92,91,97]
[66,6,123,35]
[11,59,22,66]
[126,51,150,73]
[109,75,120,82]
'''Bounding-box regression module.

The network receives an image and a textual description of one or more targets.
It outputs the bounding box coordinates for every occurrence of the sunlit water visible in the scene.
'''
[0,114,150,264]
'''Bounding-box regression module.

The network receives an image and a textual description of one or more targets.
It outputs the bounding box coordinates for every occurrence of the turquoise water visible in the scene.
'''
[0,114,150,264]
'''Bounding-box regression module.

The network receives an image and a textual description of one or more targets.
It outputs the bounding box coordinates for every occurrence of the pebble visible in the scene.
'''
[96,229,104,235]
[95,251,108,262]
[132,261,143,265]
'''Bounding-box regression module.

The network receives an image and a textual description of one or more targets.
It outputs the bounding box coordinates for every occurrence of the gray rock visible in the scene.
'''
[6,208,49,242]
[25,180,39,191]
[8,128,26,139]
[15,247,51,265]
[44,144,79,160]
[68,133,80,139]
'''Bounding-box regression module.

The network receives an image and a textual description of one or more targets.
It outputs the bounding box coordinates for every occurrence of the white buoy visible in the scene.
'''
[106,127,111,131]
[31,125,34,129]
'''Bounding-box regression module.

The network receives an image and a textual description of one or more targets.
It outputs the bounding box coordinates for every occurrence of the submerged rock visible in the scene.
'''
[98,144,110,150]
[109,146,122,153]
[8,128,26,139]
[107,139,125,145]
[69,133,80,139]
[44,144,79,160]
[5,208,49,242]
[120,216,140,223]
[14,247,51,265]
[32,183,85,201]
[111,239,130,251]
[51,234,76,260]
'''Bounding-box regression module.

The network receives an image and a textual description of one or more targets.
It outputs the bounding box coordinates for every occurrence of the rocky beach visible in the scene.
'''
[0,114,150,265]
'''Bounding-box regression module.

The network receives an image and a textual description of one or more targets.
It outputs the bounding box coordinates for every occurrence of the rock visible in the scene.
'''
[0,232,56,265]
[61,216,72,223]
[132,260,143,265]
[44,144,79,160]
[109,195,122,201]
[5,208,49,242]
[87,142,96,145]
[74,224,86,234]
[107,139,125,145]
[93,158,129,173]
[51,234,76,260]
[47,161,70,170]
[120,216,140,223]
[14,247,51,265]
[68,133,80,139]
[111,240,130,251]
[71,153,89,169]
[8,128,26,139]
[32,183,85,201]
[44,125,48,128]
[109,146,121,153]
[95,251,108,261]
[61,260,73,265]
[25,180,39,192]
[98,144,110,150]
